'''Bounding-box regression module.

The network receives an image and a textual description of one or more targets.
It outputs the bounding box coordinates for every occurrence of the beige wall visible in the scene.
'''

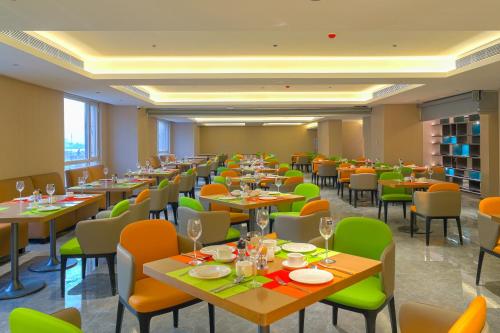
[172,123,200,158]
[342,120,365,159]
[0,75,65,180]
[198,125,315,162]
[317,120,343,157]
[370,106,385,161]
[481,110,499,196]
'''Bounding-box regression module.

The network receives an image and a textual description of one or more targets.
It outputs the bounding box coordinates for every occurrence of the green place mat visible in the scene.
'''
[22,207,64,216]
[0,207,8,212]
[167,264,272,299]
[276,247,338,263]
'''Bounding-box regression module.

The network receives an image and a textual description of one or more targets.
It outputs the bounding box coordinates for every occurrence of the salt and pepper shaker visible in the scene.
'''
[237,238,246,261]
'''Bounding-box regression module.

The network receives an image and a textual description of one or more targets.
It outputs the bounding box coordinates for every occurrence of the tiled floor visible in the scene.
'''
[1,179,499,333]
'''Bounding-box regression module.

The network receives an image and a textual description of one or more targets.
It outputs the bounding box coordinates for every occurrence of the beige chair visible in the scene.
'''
[476,197,500,285]
[317,162,338,187]
[97,190,151,222]
[149,182,170,219]
[196,163,211,185]
[274,200,331,243]
[59,210,131,297]
[179,173,195,198]
[349,173,378,207]
[295,155,310,172]
[399,296,489,333]
[410,183,462,246]
[166,177,180,224]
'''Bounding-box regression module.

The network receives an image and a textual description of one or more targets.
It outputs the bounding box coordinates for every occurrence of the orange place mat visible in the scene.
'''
[246,196,286,203]
[171,251,213,264]
[263,269,334,299]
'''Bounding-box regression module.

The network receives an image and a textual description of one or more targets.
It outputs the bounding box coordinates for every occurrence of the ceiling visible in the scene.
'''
[1,1,500,124]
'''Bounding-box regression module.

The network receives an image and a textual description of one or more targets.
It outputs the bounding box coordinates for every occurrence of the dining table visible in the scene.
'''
[143,243,381,333]
[199,193,303,231]
[0,193,103,299]
[128,168,178,184]
[67,178,153,208]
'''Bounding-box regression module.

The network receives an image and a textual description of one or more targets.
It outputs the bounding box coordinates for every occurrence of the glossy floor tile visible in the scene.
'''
[1,179,499,333]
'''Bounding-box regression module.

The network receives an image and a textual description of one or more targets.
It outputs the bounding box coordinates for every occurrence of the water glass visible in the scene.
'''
[275,178,282,193]
[187,219,203,265]
[16,180,24,200]
[428,167,434,179]
[82,169,89,183]
[46,184,55,204]
[103,167,109,178]
[256,208,269,235]
[319,217,336,264]
[78,176,85,194]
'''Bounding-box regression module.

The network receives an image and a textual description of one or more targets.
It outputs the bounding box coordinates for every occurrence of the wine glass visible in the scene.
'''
[145,159,151,171]
[246,231,262,288]
[256,208,269,236]
[187,219,203,265]
[136,161,141,171]
[78,176,85,194]
[428,166,434,179]
[275,177,283,193]
[82,169,89,183]
[46,183,55,204]
[319,217,336,264]
[225,177,232,190]
[103,166,109,179]
[16,180,24,200]
[126,168,132,180]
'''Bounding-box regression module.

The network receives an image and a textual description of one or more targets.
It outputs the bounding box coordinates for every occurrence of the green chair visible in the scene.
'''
[10,307,82,333]
[400,167,413,177]
[270,183,320,230]
[213,175,226,185]
[284,170,303,178]
[216,166,229,175]
[303,217,396,333]
[378,172,412,223]
[279,162,290,168]
[178,197,240,243]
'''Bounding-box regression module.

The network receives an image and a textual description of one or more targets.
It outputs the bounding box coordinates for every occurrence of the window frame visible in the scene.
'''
[64,95,102,168]
[157,119,170,154]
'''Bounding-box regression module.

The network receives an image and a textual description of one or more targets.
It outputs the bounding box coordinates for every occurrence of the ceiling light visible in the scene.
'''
[203,123,245,127]
[328,33,337,39]
[263,123,304,126]
[392,44,398,48]
[193,116,319,123]
[305,122,318,129]
[152,44,157,48]
[273,44,279,47]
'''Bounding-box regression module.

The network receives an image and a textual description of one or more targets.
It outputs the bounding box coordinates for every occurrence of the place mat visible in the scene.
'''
[167,264,272,299]
[21,207,64,215]
[263,269,331,298]
[0,207,8,212]
[57,196,88,203]
[276,248,338,263]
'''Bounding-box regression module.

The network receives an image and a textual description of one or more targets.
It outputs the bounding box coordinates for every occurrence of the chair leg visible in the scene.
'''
[60,256,67,297]
[383,202,388,223]
[354,190,358,208]
[332,306,338,326]
[116,300,124,333]
[341,183,344,198]
[299,309,305,333]
[425,217,431,246]
[138,313,151,333]
[208,303,215,333]
[81,257,87,280]
[378,200,382,219]
[371,191,374,205]
[349,189,352,205]
[106,254,117,295]
[364,311,377,333]
[389,298,397,333]
[172,202,179,224]
[456,217,463,245]
[443,218,448,237]
[476,249,485,285]
[402,202,407,219]
[173,309,179,328]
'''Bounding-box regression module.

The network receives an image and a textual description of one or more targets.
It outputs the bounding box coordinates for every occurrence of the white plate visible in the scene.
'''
[230,190,241,196]
[259,196,278,200]
[267,191,280,195]
[282,260,308,270]
[273,246,282,254]
[37,205,61,212]
[213,254,237,263]
[189,265,231,279]
[282,243,317,253]
[73,194,94,199]
[200,245,236,256]
[218,196,235,200]
[289,269,334,285]
[13,196,31,201]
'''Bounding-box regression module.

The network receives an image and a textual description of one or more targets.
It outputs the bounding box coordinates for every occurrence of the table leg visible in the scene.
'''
[258,325,270,333]
[106,192,111,208]
[0,224,46,300]
[249,208,256,232]
[29,220,77,273]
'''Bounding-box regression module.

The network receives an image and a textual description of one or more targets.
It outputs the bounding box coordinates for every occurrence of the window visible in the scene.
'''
[157,120,170,154]
[64,97,100,167]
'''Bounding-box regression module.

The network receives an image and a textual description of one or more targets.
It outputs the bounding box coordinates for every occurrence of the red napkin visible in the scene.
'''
[263,270,291,289]
[57,197,88,203]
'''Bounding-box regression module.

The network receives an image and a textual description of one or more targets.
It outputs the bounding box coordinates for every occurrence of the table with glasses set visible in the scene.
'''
[128,168,178,184]
[144,238,381,333]
[67,179,153,208]
[0,193,104,300]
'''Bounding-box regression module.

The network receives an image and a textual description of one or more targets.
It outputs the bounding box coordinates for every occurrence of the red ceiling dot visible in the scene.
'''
[285,85,290,88]
[328,33,337,39]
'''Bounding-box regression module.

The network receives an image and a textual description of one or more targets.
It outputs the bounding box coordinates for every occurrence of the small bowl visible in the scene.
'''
[213,254,237,263]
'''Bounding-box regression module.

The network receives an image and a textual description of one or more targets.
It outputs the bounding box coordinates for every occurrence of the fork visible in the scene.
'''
[275,276,311,294]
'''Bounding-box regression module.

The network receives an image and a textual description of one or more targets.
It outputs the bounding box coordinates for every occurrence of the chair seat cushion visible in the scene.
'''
[493,245,500,255]
[325,276,386,310]
[411,205,416,212]
[230,212,249,223]
[129,277,195,313]
[270,211,300,219]
[226,227,241,240]
[339,178,350,183]
[381,194,412,201]
[60,237,82,255]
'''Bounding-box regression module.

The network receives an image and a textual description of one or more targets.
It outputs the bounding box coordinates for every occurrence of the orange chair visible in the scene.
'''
[476,197,500,285]
[220,170,240,178]
[278,166,289,176]
[355,167,376,174]
[200,184,250,228]
[399,296,488,333]
[311,157,325,184]
[337,163,353,198]
[116,220,214,333]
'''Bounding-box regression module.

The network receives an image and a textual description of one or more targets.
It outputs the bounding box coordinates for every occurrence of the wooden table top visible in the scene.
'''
[144,253,381,326]
[67,179,151,193]
[0,194,104,224]
[199,193,304,210]
[378,178,446,189]
[129,169,178,178]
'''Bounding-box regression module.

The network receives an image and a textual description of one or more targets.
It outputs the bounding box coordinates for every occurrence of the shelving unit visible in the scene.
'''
[430,114,481,194]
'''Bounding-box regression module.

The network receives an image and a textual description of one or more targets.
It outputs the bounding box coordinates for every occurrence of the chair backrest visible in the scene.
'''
[292,183,321,212]
[221,170,240,178]
[9,308,82,333]
[284,176,304,185]
[414,191,461,217]
[173,174,181,184]
[334,217,392,261]
[299,199,329,216]
[213,176,226,185]
[200,184,230,212]
[448,296,487,333]
[179,197,205,211]
[158,178,169,189]
[350,173,378,190]
[428,183,460,192]
[379,172,406,195]
[479,197,500,215]
[149,155,161,169]
[285,170,303,177]
[432,165,445,174]
[135,189,150,204]
[217,166,230,175]
[177,207,231,245]
[130,198,151,222]
[120,219,180,281]
[110,199,130,218]
[274,210,330,243]
[400,166,413,176]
